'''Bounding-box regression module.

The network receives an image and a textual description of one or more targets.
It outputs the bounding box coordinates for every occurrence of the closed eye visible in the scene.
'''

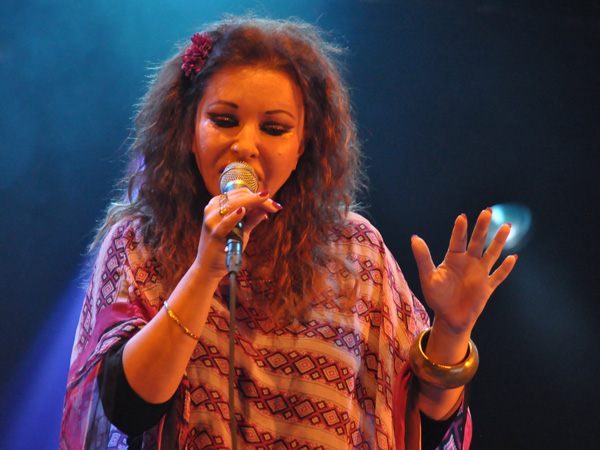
[262,122,293,137]
[209,113,238,128]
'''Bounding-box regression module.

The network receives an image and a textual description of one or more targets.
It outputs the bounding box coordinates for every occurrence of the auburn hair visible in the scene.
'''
[93,17,366,321]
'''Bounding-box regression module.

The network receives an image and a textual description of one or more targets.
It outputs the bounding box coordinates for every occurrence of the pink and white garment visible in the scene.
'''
[60,212,471,449]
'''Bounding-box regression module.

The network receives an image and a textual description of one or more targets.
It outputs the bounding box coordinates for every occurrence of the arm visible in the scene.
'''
[122,189,280,404]
[99,345,173,435]
[411,208,517,420]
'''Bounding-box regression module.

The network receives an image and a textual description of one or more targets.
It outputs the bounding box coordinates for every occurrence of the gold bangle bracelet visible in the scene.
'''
[409,327,479,389]
[163,301,200,341]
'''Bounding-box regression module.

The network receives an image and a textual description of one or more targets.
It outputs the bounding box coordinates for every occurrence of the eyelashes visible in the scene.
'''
[208,114,237,128]
[262,122,292,136]
[208,113,293,137]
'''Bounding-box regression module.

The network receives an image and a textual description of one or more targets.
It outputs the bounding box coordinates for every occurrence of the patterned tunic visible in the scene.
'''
[60,213,471,450]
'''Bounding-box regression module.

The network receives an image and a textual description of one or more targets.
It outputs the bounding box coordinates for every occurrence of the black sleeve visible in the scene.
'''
[420,410,458,450]
[98,344,174,436]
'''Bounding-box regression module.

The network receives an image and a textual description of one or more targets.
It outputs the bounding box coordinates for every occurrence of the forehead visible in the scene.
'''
[201,66,304,112]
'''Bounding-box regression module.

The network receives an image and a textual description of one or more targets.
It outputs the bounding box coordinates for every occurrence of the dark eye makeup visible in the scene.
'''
[208,113,293,136]
[208,113,238,128]
[262,122,293,136]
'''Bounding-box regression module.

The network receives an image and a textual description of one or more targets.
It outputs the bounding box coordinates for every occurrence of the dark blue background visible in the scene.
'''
[1,1,598,448]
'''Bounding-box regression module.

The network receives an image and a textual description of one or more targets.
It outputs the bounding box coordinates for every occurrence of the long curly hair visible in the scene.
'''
[94,17,366,321]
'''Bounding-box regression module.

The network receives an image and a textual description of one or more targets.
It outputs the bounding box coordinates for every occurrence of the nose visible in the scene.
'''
[231,123,259,159]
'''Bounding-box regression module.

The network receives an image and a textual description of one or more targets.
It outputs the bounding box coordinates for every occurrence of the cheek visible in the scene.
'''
[265,144,303,188]
[192,126,224,196]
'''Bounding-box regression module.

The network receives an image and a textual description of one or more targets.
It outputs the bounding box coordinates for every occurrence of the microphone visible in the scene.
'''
[219,162,259,274]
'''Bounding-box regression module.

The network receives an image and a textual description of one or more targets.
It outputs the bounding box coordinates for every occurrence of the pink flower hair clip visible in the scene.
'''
[181,32,213,78]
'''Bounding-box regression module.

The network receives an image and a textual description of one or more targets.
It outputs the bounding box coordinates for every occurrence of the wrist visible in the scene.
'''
[188,260,227,285]
[410,327,479,390]
[426,320,472,366]
[431,316,473,338]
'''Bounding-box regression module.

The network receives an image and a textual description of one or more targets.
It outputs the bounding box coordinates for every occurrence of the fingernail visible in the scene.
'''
[236,207,244,214]
[513,254,519,261]
[258,190,269,197]
[411,234,419,240]
[506,222,512,228]
[460,213,466,219]
[485,207,493,213]
[272,201,283,210]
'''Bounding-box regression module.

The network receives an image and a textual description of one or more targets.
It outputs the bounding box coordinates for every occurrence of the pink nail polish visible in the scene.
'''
[485,207,493,213]
[236,207,244,214]
[272,201,283,210]
[513,254,519,261]
[411,234,419,240]
[506,222,512,228]
[258,190,269,197]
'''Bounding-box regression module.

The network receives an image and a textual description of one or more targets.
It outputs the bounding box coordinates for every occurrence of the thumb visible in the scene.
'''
[411,235,435,281]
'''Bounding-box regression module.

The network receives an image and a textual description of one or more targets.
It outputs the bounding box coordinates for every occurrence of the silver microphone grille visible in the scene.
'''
[219,161,259,194]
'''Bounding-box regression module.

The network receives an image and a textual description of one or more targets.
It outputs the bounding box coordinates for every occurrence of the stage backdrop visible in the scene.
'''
[0,1,598,449]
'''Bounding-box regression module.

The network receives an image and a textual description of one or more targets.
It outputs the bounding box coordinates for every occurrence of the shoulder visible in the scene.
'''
[104,216,144,245]
[93,216,151,268]
[332,211,386,252]
[345,211,381,232]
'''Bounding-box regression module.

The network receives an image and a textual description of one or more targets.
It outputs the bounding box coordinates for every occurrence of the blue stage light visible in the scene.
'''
[486,203,533,251]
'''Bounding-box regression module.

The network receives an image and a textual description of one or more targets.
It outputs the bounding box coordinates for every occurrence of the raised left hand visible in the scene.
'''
[411,208,518,336]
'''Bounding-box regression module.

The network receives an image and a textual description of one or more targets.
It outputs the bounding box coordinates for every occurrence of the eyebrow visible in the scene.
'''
[266,109,296,120]
[207,101,296,120]
[208,101,238,109]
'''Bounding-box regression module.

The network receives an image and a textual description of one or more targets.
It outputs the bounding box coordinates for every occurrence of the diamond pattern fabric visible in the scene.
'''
[61,213,470,449]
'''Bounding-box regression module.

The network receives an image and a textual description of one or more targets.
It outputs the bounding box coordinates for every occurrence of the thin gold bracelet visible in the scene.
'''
[163,301,200,341]
[409,327,479,389]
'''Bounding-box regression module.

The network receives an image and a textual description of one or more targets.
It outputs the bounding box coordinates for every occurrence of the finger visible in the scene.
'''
[214,206,246,237]
[244,210,269,233]
[481,223,511,269]
[466,208,493,258]
[447,213,468,254]
[488,254,518,290]
[411,235,436,281]
[226,189,282,213]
